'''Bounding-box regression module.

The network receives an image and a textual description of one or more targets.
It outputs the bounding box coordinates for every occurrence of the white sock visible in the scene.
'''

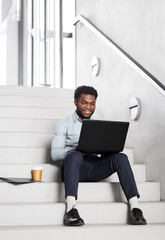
[129,196,139,211]
[66,196,76,212]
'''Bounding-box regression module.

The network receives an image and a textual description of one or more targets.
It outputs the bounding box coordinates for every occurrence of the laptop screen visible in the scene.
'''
[77,120,129,154]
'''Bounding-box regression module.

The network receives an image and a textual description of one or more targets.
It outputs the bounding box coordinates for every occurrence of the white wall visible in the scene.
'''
[75,0,165,200]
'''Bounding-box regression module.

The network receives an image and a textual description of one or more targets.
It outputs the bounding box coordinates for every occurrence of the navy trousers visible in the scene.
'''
[61,151,140,201]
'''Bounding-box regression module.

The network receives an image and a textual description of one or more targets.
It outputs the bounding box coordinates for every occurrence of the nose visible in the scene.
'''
[85,103,91,109]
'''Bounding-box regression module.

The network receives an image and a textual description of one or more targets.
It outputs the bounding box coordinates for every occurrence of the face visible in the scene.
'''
[74,94,96,120]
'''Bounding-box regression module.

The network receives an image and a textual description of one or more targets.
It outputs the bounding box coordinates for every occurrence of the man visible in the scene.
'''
[51,85,147,226]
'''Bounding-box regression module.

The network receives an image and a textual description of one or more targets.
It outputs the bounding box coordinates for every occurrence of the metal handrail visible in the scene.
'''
[74,15,165,97]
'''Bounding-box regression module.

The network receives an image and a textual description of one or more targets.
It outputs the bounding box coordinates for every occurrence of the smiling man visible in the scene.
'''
[51,85,147,226]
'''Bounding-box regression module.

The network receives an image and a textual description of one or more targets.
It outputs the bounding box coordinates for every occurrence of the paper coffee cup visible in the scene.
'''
[32,166,43,181]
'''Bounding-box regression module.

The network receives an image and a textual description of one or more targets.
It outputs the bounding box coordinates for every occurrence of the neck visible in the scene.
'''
[75,110,84,121]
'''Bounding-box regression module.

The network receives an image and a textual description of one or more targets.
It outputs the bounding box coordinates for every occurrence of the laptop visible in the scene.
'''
[77,120,129,154]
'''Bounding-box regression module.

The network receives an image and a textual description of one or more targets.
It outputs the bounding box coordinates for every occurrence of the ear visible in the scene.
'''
[74,99,77,106]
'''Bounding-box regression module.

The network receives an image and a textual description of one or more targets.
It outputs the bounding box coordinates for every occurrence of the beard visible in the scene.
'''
[76,108,94,120]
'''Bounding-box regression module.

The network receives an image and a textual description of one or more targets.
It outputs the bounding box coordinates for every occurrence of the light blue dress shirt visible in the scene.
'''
[51,111,95,161]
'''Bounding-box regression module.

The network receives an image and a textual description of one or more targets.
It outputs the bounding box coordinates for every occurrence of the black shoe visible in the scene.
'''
[64,208,85,226]
[130,208,147,225]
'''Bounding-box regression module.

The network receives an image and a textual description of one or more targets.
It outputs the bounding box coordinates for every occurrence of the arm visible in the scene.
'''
[51,120,67,162]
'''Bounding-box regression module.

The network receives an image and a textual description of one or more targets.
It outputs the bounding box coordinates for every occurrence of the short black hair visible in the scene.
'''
[74,85,98,100]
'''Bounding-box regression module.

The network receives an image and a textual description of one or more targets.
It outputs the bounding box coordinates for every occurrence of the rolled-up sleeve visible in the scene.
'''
[51,120,67,162]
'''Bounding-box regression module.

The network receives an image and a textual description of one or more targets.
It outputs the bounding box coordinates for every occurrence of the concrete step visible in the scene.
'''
[0,223,165,240]
[0,132,52,148]
[0,119,58,133]
[0,182,160,203]
[0,147,51,164]
[0,202,164,227]
[0,163,146,182]
[0,86,74,97]
[0,106,74,119]
[0,147,134,164]
[0,95,74,108]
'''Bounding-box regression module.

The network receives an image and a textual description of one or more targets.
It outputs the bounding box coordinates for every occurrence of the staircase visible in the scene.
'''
[0,86,164,240]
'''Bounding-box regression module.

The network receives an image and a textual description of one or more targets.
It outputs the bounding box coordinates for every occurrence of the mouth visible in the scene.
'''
[83,110,92,116]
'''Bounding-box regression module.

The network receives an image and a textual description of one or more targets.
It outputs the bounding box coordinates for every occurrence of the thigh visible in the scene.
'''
[62,151,97,181]
[61,150,84,180]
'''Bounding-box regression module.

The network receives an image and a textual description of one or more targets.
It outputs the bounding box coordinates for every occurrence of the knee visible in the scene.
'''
[111,153,130,169]
[118,153,129,163]
[65,150,84,167]
[119,153,129,161]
